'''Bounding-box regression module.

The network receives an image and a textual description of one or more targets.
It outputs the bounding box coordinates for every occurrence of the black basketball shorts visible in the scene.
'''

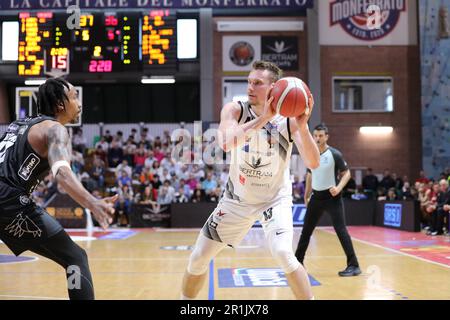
[0,185,63,256]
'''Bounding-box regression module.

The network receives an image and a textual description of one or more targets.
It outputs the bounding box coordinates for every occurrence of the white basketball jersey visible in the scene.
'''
[224,101,294,205]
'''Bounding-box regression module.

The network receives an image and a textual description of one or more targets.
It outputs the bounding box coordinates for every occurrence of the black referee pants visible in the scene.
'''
[295,191,359,268]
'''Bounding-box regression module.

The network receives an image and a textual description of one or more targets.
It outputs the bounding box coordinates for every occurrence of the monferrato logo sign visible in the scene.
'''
[330,0,406,41]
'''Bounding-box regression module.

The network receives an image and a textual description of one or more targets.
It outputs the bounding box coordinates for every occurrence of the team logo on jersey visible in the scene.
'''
[245,156,270,170]
[229,41,255,67]
[239,166,273,179]
[18,153,40,181]
[4,213,42,238]
[239,175,246,185]
[19,195,31,206]
[330,0,406,41]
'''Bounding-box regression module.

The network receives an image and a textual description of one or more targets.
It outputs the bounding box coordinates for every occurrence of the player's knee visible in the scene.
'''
[272,248,300,274]
[187,247,210,276]
[78,247,88,264]
[65,245,89,269]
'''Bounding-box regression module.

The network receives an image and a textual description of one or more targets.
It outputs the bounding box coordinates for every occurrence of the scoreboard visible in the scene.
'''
[18,12,53,76]
[70,12,141,73]
[142,10,176,71]
[17,10,177,77]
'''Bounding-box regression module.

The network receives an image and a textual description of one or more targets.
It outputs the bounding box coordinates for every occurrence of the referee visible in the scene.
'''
[295,124,361,277]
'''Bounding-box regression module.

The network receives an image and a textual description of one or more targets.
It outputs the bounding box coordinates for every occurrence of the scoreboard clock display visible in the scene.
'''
[44,13,70,76]
[45,47,69,75]
[17,10,177,76]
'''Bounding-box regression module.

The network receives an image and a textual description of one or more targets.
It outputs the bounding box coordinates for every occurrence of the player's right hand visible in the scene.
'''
[90,194,119,229]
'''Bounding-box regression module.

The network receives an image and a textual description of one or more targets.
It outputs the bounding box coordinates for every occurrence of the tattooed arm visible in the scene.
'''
[47,123,117,229]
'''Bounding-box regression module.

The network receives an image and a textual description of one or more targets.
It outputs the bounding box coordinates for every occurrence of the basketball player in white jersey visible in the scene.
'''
[180,61,320,300]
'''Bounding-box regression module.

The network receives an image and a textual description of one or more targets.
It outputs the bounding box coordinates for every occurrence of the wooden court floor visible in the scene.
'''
[1,226,449,300]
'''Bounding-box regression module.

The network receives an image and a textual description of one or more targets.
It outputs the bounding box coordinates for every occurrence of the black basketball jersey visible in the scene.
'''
[0,116,56,196]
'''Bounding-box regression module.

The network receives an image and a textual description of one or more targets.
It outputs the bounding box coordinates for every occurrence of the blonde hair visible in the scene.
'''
[252,60,283,83]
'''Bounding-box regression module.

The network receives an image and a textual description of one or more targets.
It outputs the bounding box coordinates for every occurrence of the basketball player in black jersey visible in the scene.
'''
[0,78,117,300]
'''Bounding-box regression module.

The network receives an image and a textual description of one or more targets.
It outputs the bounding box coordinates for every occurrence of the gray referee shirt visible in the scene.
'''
[307,147,349,191]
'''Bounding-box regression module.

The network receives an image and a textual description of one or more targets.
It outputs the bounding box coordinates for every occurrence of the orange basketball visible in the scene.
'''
[270,77,313,118]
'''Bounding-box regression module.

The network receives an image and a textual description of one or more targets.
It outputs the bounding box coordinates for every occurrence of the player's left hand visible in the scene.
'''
[329,186,341,197]
[261,84,276,122]
[295,93,314,129]
[90,194,119,230]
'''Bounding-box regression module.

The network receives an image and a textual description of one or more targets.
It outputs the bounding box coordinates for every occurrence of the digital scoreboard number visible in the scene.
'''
[141,10,177,71]
[46,47,69,73]
[70,12,141,73]
[18,11,177,76]
[18,12,53,76]
[45,13,70,76]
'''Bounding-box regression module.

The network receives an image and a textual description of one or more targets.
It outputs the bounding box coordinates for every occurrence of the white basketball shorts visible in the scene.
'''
[201,197,294,248]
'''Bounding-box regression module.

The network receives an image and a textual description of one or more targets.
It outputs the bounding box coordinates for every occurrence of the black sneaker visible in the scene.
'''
[338,265,361,277]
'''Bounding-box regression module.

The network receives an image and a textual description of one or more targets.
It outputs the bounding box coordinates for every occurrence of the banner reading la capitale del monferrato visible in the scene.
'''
[1,0,314,10]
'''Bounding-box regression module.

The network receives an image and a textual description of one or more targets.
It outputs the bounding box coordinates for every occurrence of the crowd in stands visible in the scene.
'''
[343,168,450,236]
[34,127,230,226]
[31,127,450,232]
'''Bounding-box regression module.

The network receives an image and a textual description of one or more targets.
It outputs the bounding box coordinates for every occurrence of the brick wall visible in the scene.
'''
[208,20,422,180]
[320,46,422,179]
